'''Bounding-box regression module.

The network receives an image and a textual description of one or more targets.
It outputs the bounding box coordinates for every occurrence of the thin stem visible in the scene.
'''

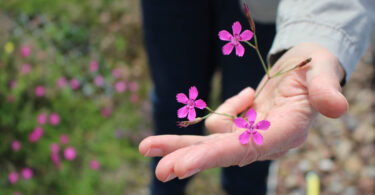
[254,77,270,100]
[206,107,236,119]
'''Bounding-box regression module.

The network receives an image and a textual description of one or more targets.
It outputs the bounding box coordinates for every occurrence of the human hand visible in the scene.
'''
[139,42,348,182]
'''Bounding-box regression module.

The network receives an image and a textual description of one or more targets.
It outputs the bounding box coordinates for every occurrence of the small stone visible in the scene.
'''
[319,159,334,172]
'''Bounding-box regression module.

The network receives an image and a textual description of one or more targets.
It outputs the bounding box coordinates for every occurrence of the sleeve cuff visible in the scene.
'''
[268,21,364,82]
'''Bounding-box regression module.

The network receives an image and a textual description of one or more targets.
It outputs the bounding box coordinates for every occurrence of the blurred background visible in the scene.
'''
[0,0,374,194]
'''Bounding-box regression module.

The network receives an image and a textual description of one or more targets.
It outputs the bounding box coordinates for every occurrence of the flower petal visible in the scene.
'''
[234,117,249,129]
[232,21,242,35]
[222,42,234,55]
[194,99,207,109]
[252,131,264,145]
[189,86,198,100]
[176,93,188,104]
[246,108,257,124]
[235,43,245,57]
[218,30,233,41]
[188,108,196,121]
[255,120,270,130]
[239,131,251,144]
[239,30,254,41]
[177,106,189,118]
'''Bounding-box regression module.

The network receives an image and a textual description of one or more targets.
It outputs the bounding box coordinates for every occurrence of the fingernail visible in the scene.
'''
[164,173,177,182]
[144,148,163,157]
[179,168,200,179]
[239,87,251,95]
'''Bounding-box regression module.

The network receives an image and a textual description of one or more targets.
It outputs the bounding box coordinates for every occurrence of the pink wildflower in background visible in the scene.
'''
[128,81,139,92]
[90,160,100,170]
[35,85,45,97]
[57,77,67,88]
[60,134,69,145]
[94,75,104,86]
[12,140,21,151]
[70,79,80,90]
[51,153,61,169]
[8,172,18,184]
[115,81,126,93]
[14,192,22,195]
[64,147,76,161]
[9,80,16,89]
[101,107,112,118]
[20,63,31,74]
[21,168,33,180]
[130,93,139,103]
[28,127,44,143]
[112,68,122,78]
[37,113,47,125]
[8,95,15,103]
[176,86,207,121]
[20,45,31,58]
[218,21,253,57]
[89,60,99,72]
[49,113,60,126]
[234,109,270,145]
[50,143,60,154]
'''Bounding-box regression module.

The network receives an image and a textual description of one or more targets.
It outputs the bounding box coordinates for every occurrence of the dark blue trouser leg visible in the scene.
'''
[141,0,275,194]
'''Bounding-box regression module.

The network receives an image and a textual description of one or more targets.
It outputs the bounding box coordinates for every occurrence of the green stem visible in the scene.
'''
[206,107,236,119]
[254,77,270,100]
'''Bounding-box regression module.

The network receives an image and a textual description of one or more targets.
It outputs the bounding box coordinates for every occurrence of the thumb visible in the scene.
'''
[306,51,348,118]
[205,87,255,133]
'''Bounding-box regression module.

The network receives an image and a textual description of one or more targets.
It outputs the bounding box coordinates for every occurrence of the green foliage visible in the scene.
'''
[0,0,150,194]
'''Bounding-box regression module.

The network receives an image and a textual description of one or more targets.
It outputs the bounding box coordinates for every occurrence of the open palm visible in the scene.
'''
[139,42,348,182]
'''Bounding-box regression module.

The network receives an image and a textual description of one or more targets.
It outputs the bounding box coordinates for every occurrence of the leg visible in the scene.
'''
[213,1,276,194]
[141,1,216,194]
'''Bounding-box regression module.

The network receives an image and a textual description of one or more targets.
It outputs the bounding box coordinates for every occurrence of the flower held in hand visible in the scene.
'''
[218,21,253,57]
[234,108,270,145]
[177,86,206,121]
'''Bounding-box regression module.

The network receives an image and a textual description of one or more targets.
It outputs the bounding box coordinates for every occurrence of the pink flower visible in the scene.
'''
[130,93,139,103]
[64,147,76,161]
[234,109,270,145]
[60,134,69,145]
[89,60,99,72]
[14,192,22,195]
[115,81,126,93]
[21,168,33,180]
[90,160,100,170]
[8,172,18,184]
[70,79,80,90]
[94,75,104,86]
[101,107,111,118]
[35,85,45,97]
[49,113,60,126]
[37,113,47,125]
[20,45,31,58]
[12,140,21,151]
[51,153,61,169]
[128,81,139,92]
[50,143,60,153]
[218,21,253,57]
[176,86,207,121]
[57,77,67,88]
[8,95,15,103]
[20,63,31,74]
[112,68,122,78]
[28,127,44,143]
[10,80,16,89]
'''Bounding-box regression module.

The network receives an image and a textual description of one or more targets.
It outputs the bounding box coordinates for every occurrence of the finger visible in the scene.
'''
[139,135,207,157]
[172,132,258,178]
[205,87,255,133]
[155,146,193,182]
[306,49,348,118]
